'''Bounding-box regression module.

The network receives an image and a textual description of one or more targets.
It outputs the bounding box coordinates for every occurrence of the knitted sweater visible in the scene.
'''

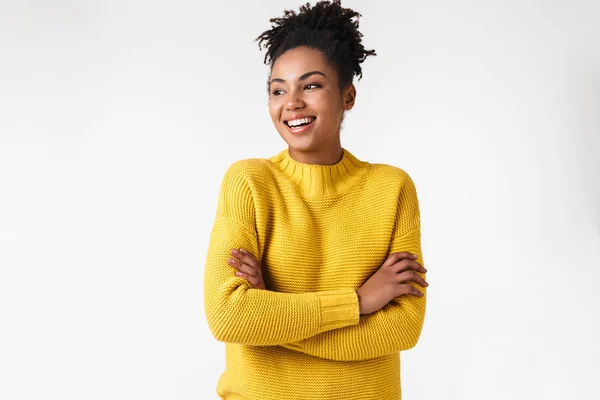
[204,147,427,400]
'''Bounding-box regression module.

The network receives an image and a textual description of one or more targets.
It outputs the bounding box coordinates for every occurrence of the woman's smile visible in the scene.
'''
[284,115,317,134]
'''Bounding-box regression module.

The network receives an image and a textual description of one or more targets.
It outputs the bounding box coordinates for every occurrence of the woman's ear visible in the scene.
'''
[343,84,357,110]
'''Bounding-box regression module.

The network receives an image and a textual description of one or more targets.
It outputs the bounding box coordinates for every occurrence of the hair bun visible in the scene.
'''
[255,0,376,90]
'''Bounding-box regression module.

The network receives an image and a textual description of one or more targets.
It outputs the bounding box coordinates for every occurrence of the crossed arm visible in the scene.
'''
[204,163,362,347]
[277,171,426,361]
[277,226,427,361]
[204,163,426,361]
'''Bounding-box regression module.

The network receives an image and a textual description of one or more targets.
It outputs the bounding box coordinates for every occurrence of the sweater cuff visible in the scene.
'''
[316,289,360,333]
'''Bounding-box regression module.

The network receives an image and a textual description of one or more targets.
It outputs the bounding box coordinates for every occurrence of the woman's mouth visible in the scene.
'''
[284,116,316,134]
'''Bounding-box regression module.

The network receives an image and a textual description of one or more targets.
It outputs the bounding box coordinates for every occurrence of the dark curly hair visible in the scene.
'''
[255,0,376,93]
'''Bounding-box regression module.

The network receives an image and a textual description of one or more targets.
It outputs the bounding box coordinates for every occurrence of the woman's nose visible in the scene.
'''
[285,91,305,110]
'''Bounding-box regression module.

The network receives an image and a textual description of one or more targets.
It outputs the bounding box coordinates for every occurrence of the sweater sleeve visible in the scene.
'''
[203,161,360,346]
[278,172,427,361]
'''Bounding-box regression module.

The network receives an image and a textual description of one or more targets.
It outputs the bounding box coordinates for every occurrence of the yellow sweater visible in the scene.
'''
[204,147,427,400]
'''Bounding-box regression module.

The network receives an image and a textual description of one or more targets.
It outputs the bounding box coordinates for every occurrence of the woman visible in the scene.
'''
[204,1,429,399]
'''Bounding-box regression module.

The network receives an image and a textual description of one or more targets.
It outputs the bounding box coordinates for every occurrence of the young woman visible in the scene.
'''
[204,1,428,399]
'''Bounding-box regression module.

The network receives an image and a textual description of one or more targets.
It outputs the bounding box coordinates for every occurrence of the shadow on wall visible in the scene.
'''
[576,68,600,236]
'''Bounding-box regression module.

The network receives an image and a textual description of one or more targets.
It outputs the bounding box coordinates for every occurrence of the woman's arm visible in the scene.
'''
[277,172,427,361]
[278,229,426,361]
[203,162,361,346]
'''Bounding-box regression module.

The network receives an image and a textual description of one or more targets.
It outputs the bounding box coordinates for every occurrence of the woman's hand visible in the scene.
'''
[356,252,428,315]
[228,248,267,290]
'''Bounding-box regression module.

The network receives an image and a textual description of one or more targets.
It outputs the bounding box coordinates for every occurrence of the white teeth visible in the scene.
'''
[287,117,314,127]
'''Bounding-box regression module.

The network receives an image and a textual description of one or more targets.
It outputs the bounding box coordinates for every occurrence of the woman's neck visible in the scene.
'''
[286,137,343,165]
[267,146,371,199]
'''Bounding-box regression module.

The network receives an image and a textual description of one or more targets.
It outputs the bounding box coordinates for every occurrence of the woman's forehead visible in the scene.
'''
[270,47,334,81]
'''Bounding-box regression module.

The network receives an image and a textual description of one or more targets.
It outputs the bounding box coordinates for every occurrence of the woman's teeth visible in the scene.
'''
[286,117,315,127]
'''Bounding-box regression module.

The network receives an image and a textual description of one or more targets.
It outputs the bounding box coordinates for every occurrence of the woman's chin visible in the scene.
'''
[283,134,314,149]
[279,130,311,145]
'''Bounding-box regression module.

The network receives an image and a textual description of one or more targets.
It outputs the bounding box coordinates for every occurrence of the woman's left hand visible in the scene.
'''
[228,248,267,290]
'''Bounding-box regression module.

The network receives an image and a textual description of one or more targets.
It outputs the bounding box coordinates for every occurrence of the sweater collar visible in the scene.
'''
[267,147,370,199]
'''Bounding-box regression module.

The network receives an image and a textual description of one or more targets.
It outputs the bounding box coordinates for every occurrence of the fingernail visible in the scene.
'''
[236,272,243,276]
[240,249,248,254]
[230,249,238,254]
[412,254,418,258]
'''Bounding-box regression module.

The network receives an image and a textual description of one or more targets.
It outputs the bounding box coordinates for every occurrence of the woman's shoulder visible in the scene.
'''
[220,156,274,187]
[365,161,416,186]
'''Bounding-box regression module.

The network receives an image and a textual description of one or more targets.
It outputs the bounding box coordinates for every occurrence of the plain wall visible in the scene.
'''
[1,0,598,398]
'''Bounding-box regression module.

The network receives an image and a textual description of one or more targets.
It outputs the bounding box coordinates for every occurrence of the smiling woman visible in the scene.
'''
[257,0,376,165]
[203,1,429,399]
[267,47,354,159]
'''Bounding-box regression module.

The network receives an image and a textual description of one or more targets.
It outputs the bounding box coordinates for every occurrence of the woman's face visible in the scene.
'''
[268,46,355,154]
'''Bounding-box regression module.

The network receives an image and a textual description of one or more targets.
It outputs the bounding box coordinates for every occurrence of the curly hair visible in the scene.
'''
[255,0,376,93]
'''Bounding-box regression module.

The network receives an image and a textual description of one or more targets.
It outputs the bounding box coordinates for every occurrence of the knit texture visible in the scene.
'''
[204,147,426,400]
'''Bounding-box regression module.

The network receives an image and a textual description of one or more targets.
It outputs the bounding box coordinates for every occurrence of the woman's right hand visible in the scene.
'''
[356,252,428,315]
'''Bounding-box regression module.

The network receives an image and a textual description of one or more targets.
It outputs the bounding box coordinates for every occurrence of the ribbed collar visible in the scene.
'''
[267,147,371,199]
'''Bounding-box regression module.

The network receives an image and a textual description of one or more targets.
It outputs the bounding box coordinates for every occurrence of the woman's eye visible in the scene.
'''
[271,84,319,96]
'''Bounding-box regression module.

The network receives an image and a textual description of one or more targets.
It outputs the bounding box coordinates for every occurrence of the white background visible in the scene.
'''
[1,0,599,399]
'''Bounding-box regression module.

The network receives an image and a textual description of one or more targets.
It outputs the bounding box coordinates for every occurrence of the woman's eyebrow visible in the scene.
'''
[269,70,328,84]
